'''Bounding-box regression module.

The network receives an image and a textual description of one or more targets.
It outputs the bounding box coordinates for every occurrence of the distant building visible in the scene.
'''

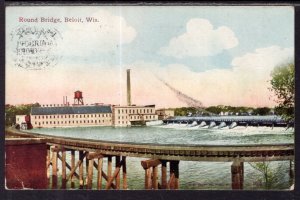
[156,108,175,120]
[15,115,31,129]
[112,105,158,126]
[30,105,112,128]
[29,104,159,128]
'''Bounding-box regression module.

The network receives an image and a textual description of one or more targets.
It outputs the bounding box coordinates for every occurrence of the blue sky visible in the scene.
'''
[6,6,294,107]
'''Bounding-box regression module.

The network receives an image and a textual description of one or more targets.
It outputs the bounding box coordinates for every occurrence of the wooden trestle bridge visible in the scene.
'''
[6,128,294,190]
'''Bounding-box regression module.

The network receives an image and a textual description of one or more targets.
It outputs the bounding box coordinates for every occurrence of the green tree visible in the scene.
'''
[248,161,278,189]
[270,62,294,122]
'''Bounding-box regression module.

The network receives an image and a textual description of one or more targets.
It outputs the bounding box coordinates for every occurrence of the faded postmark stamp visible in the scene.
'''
[10,26,63,70]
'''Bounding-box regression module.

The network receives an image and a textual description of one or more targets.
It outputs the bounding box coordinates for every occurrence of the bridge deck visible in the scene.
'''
[6,128,294,162]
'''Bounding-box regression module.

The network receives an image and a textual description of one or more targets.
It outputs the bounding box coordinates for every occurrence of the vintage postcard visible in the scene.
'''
[5,5,294,191]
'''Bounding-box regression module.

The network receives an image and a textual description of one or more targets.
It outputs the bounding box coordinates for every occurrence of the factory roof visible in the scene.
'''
[31,105,112,115]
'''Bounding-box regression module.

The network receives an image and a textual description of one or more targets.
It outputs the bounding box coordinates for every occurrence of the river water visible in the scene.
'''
[27,124,294,190]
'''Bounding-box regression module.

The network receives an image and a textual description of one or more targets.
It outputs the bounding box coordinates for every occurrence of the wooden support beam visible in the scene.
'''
[240,162,244,189]
[51,146,67,152]
[85,155,89,187]
[173,161,179,189]
[231,159,243,190]
[167,173,175,189]
[169,161,176,189]
[97,158,103,190]
[107,156,112,183]
[66,151,86,182]
[58,153,79,180]
[61,151,67,189]
[71,150,75,188]
[51,150,58,189]
[289,160,294,178]
[46,147,50,181]
[141,159,162,169]
[115,156,121,189]
[105,159,125,189]
[79,151,84,189]
[87,152,103,160]
[122,156,127,190]
[161,160,167,189]
[93,161,116,189]
[87,159,94,189]
[145,168,152,189]
[152,166,158,189]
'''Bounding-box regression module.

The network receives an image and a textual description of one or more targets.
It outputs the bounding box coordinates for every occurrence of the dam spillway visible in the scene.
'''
[163,115,291,129]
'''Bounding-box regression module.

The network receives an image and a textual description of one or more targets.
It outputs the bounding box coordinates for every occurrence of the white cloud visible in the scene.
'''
[6,46,293,108]
[159,18,238,58]
[59,9,137,56]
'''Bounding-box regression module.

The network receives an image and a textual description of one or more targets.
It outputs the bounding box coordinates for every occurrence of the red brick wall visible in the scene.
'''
[5,143,47,189]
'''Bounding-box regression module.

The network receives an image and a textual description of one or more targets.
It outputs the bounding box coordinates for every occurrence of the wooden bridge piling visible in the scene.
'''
[97,157,103,189]
[71,150,75,188]
[61,149,67,189]
[51,147,58,189]
[122,156,128,189]
[231,159,244,190]
[161,160,167,189]
[79,151,84,189]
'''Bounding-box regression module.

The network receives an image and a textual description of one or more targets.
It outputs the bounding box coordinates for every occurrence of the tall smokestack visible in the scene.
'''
[127,69,131,106]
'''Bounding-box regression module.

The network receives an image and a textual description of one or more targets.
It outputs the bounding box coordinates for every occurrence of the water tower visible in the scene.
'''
[74,90,84,105]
